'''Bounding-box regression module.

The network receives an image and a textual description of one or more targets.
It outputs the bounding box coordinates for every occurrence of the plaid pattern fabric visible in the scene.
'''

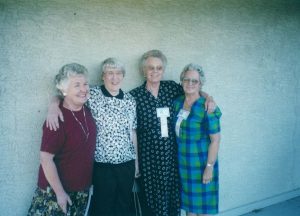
[174,96,221,214]
[27,187,89,216]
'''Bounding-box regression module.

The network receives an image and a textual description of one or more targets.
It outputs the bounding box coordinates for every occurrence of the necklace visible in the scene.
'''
[70,107,89,142]
[183,100,192,111]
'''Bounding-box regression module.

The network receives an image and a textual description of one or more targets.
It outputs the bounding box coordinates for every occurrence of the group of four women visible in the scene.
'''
[27,50,222,216]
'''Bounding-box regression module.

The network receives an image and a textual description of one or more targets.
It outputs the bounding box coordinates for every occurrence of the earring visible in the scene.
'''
[63,92,67,96]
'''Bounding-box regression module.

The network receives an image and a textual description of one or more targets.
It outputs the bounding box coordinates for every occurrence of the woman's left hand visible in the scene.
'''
[202,166,213,184]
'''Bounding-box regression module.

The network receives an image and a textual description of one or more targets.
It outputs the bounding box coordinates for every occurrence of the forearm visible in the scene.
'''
[49,96,61,107]
[207,142,219,164]
[207,133,221,165]
[132,130,138,162]
[40,152,65,196]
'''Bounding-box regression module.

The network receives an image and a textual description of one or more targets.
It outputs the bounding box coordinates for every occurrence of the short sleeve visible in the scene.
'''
[40,121,65,154]
[207,107,222,134]
[132,100,137,129]
[128,94,137,130]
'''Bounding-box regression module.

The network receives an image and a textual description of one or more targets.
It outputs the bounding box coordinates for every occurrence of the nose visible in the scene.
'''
[80,85,88,93]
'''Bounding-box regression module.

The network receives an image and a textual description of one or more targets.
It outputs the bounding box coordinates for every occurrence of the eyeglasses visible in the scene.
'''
[182,78,200,85]
[104,71,123,76]
[146,66,163,72]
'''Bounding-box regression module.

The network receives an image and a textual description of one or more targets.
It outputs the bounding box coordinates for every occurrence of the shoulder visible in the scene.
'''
[90,85,102,94]
[41,118,65,140]
[173,95,184,111]
[174,95,184,104]
[161,80,180,88]
[195,97,206,106]
[89,85,104,103]
[84,105,93,115]
[162,80,182,93]
[129,84,144,97]
[124,92,136,103]
[207,106,222,119]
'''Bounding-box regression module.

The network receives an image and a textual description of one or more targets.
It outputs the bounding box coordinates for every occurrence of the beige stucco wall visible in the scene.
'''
[0,0,299,215]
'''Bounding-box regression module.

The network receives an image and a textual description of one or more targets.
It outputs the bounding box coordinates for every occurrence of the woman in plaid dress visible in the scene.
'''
[174,63,222,216]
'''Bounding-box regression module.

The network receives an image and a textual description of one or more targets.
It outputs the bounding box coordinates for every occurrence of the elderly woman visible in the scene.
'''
[129,50,216,216]
[174,63,221,216]
[46,58,138,216]
[28,63,97,215]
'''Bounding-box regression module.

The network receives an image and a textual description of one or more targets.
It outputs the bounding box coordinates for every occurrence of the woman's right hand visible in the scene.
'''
[46,97,63,131]
[56,191,72,214]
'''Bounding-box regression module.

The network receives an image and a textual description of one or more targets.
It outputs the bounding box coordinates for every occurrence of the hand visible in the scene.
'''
[205,96,216,114]
[46,102,64,131]
[202,166,213,184]
[56,191,72,214]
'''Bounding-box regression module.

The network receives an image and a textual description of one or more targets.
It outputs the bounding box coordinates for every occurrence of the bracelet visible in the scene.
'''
[206,163,214,167]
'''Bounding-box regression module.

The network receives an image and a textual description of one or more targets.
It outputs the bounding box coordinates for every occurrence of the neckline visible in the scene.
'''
[101,85,124,99]
[61,102,84,112]
[182,96,204,110]
[143,81,161,99]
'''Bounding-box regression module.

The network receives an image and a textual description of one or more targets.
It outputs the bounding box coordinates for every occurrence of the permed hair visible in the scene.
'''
[100,57,126,79]
[55,63,88,97]
[180,63,206,85]
[139,49,167,75]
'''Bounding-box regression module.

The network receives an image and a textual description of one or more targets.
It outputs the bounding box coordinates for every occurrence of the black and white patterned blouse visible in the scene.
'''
[87,85,137,164]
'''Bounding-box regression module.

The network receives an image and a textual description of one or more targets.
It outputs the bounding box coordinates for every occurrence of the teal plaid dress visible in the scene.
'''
[174,96,222,214]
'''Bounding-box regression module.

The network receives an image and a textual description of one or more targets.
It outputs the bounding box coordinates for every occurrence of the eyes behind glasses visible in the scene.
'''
[146,66,163,71]
[182,78,200,85]
[105,71,123,76]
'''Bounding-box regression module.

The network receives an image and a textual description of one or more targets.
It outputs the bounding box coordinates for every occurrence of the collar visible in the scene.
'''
[101,85,124,99]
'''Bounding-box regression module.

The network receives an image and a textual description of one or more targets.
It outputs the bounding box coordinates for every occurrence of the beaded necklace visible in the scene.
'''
[70,107,89,142]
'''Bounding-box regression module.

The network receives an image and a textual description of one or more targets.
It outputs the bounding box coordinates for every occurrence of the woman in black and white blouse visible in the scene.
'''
[47,58,138,216]
[87,58,138,216]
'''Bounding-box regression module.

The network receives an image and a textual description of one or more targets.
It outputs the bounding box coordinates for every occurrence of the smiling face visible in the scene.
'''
[182,70,202,96]
[63,74,89,110]
[143,57,164,85]
[102,67,124,95]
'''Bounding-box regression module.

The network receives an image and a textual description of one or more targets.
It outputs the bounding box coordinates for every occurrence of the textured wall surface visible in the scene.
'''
[0,0,299,215]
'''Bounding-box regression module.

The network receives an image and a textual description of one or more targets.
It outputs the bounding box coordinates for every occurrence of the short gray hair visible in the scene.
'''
[180,63,206,85]
[55,63,88,97]
[139,50,167,74]
[100,57,126,79]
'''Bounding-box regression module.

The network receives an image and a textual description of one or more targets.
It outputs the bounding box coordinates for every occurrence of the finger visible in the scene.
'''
[60,203,67,214]
[205,101,209,111]
[49,121,53,131]
[208,105,214,114]
[59,110,64,122]
[67,196,72,206]
[53,119,59,131]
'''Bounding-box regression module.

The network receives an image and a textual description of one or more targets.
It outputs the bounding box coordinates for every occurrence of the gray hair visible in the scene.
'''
[180,63,206,85]
[55,63,88,97]
[100,57,126,79]
[139,49,168,74]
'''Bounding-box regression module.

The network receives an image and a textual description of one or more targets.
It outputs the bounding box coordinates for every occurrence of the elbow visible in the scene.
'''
[39,152,53,166]
[39,155,47,166]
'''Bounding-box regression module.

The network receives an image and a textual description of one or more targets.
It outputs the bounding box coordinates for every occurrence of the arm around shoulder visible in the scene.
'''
[46,96,63,131]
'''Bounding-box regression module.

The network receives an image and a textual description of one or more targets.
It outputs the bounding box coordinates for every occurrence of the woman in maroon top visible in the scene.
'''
[28,63,96,216]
